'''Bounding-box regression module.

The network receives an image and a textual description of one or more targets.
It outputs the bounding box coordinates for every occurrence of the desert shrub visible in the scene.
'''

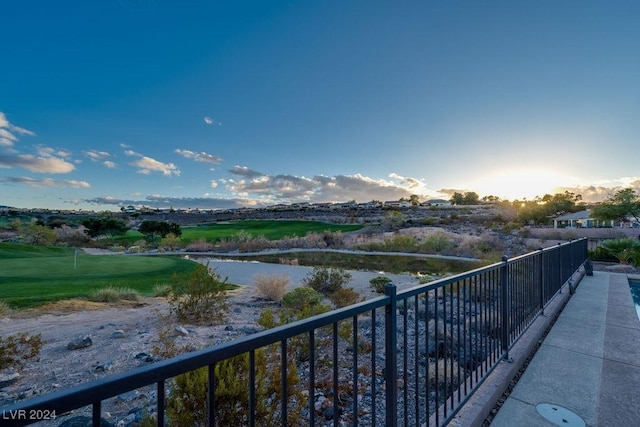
[281,287,323,310]
[382,211,406,231]
[169,262,229,324]
[258,303,330,362]
[420,217,439,226]
[321,230,344,247]
[152,283,172,297]
[0,332,43,370]
[278,232,327,250]
[238,235,271,252]
[88,287,140,302]
[302,267,352,295]
[383,234,417,252]
[167,351,306,426]
[418,273,440,284]
[185,238,213,252]
[0,300,12,317]
[53,224,90,245]
[421,231,454,253]
[328,287,362,308]
[160,233,182,250]
[254,274,289,301]
[369,276,392,293]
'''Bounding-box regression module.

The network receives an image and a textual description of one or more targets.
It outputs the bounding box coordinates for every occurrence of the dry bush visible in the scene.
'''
[328,287,362,308]
[88,287,140,302]
[153,283,172,297]
[238,235,271,252]
[457,232,504,258]
[185,238,213,252]
[53,224,90,245]
[0,300,12,317]
[254,273,289,301]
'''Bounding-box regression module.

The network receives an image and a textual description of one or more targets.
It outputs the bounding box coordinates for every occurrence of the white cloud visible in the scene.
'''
[204,116,221,125]
[131,156,180,176]
[36,145,72,158]
[389,173,423,189]
[0,154,75,173]
[83,150,112,162]
[229,165,266,179]
[1,176,90,188]
[0,112,35,148]
[175,148,222,164]
[124,148,180,176]
[210,180,218,189]
[221,170,431,204]
[104,161,117,168]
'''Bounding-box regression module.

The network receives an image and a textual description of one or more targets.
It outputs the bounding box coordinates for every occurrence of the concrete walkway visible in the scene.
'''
[490,271,640,426]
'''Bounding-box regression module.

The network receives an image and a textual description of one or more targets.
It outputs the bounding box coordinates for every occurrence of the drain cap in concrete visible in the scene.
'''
[536,403,585,427]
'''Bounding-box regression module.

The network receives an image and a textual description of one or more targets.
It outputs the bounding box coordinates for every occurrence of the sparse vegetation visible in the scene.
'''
[369,275,392,293]
[168,262,229,324]
[254,273,289,301]
[281,287,324,310]
[0,332,43,370]
[302,266,352,295]
[0,300,12,317]
[88,286,141,302]
[328,286,362,307]
[166,350,306,426]
[152,283,172,297]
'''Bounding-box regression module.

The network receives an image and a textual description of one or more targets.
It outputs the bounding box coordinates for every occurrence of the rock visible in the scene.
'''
[93,361,113,373]
[134,353,154,363]
[224,325,234,331]
[323,405,341,420]
[110,330,126,339]
[175,326,189,336]
[0,372,20,388]
[19,387,36,399]
[67,335,93,350]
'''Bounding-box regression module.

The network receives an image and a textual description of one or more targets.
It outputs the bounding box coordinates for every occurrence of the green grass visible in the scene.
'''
[115,219,363,245]
[0,243,199,308]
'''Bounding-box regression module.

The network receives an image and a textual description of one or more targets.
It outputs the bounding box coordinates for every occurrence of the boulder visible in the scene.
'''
[67,335,93,350]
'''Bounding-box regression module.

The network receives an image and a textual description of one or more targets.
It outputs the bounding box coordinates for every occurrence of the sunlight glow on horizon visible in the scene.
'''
[469,168,575,201]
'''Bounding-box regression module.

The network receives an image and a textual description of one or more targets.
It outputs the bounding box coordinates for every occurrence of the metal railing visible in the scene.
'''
[1,238,588,427]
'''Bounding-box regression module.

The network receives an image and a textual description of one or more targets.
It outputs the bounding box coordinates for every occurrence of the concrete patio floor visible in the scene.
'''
[489,271,640,426]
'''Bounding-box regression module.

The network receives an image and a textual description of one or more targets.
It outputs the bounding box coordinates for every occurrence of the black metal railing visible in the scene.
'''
[1,238,588,427]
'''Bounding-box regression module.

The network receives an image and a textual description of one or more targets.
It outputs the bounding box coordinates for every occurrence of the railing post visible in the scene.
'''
[500,255,510,361]
[384,283,398,427]
[557,243,563,294]
[538,247,544,315]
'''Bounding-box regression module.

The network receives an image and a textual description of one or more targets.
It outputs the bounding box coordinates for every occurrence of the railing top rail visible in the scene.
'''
[399,261,503,298]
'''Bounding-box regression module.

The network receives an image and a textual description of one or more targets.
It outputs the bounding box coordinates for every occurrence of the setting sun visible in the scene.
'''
[471,168,572,201]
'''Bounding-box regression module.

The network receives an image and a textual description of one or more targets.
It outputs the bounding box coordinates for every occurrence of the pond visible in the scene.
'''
[215,250,487,276]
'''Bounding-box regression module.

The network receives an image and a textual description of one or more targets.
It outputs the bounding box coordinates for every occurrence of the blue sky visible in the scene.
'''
[1,1,639,211]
